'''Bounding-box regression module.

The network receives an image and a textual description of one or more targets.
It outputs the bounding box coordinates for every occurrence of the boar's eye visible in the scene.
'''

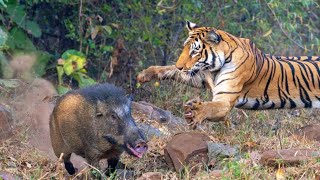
[96,112,103,117]
[111,113,118,120]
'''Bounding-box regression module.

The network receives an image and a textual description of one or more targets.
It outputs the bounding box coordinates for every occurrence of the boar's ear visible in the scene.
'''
[126,94,134,101]
[126,95,133,109]
[96,100,104,117]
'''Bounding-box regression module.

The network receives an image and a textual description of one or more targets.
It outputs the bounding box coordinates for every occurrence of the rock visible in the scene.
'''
[136,172,162,180]
[138,123,163,139]
[207,142,239,164]
[209,170,222,179]
[164,132,210,172]
[260,149,320,166]
[132,101,185,127]
[0,104,13,141]
[248,151,262,166]
[292,124,320,142]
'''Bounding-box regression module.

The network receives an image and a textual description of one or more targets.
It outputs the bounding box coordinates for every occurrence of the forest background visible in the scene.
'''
[1,0,319,103]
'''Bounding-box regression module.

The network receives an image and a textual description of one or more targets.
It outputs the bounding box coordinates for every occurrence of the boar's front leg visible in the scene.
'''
[106,157,120,175]
[63,153,76,175]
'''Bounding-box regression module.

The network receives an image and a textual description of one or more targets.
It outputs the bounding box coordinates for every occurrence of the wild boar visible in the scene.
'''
[49,83,148,175]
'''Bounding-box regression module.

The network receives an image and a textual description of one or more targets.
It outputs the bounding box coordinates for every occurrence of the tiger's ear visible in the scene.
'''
[205,30,221,44]
[186,21,198,31]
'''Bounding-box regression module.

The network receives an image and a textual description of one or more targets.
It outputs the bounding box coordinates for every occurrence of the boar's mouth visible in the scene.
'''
[103,135,147,158]
[126,143,146,158]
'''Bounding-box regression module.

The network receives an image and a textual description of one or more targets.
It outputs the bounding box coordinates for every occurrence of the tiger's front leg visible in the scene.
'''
[137,65,176,83]
[184,98,234,129]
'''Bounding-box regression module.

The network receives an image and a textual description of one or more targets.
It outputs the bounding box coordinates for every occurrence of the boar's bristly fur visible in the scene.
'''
[49,83,148,175]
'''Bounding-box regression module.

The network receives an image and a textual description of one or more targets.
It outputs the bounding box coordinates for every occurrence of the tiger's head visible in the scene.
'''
[176,21,237,76]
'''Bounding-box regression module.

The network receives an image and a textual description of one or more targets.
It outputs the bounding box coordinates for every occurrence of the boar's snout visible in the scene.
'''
[126,139,148,158]
[124,121,148,158]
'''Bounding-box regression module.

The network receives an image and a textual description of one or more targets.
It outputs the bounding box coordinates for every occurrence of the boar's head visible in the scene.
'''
[94,95,148,158]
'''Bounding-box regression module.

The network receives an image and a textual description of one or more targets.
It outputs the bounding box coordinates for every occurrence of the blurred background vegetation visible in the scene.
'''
[0,0,319,109]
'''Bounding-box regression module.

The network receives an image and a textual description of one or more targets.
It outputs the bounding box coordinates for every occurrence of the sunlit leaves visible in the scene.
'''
[57,49,96,94]
[0,0,8,8]
[71,72,96,88]
[102,25,112,35]
[61,50,86,75]
[57,84,70,95]
[262,29,273,37]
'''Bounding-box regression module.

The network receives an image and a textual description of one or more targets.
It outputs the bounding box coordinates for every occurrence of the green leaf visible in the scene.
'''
[61,49,86,75]
[7,27,36,50]
[102,45,113,52]
[25,20,42,37]
[6,4,26,28]
[5,4,41,37]
[63,55,86,75]
[0,0,8,8]
[63,61,74,76]
[61,49,85,59]
[32,51,52,77]
[71,72,96,88]
[262,29,272,37]
[102,4,112,13]
[0,27,8,49]
[56,66,64,85]
[152,37,162,46]
[57,85,70,95]
[102,25,112,35]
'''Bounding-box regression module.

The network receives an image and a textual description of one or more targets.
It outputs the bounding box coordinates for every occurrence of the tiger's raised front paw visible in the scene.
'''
[137,67,157,83]
[183,98,207,129]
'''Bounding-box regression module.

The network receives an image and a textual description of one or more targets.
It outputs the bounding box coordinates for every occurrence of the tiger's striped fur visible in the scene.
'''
[137,21,320,127]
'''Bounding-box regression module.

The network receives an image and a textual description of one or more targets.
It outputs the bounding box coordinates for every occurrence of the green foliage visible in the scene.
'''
[0,0,7,7]
[0,0,319,92]
[56,85,70,95]
[56,49,96,94]
[222,160,243,179]
[6,28,36,51]
[32,51,52,77]
[61,50,86,75]
[0,27,8,50]
[4,3,42,37]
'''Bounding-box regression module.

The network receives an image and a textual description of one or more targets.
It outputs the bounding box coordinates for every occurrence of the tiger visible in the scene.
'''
[137,21,320,128]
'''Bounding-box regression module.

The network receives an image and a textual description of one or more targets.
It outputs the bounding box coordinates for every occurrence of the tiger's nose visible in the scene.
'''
[176,66,183,70]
